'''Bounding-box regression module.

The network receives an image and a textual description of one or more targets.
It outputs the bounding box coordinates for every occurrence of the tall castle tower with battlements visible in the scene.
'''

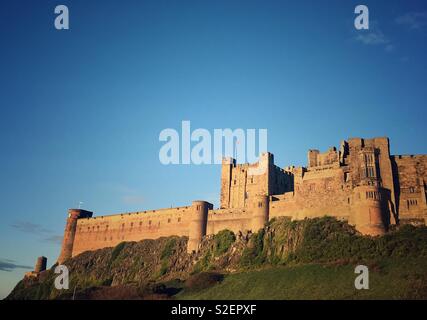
[56,136,427,264]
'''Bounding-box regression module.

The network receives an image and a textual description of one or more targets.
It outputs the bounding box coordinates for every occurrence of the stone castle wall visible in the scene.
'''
[57,136,427,263]
[220,153,293,209]
[391,155,427,224]
[207,208,251,235]
[72,206,192,257]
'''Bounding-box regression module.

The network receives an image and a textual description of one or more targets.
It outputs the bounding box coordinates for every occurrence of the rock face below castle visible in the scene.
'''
[57,136,427,264]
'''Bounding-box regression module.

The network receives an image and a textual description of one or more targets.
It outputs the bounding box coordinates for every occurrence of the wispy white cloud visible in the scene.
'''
[385,44,395,53]
[353,21,394,53]
[396,12,427,29]
[0,258,32,272]
[355,29,389,45]
[11,221,52,235]
[43,235,63,245]
[11,221,62,244]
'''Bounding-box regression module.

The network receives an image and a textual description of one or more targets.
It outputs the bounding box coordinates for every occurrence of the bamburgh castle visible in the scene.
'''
[56,136,427,264]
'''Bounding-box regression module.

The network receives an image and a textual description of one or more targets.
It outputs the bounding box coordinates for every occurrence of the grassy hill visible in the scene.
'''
[6,216,427,300]
[178,258,427,299]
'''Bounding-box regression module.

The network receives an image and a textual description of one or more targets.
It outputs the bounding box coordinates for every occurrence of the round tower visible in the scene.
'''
[58,209,93,264]
[251,194,269,232]
[187,201,211,253]
[352,186,386,236]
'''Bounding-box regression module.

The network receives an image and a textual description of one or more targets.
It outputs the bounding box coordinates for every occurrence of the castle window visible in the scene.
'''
[168,218,171,223]
[178,217,181,222]
[149,220,152,225]
[130,222,134,227]
[366,166,375,178]
[139,221,143,226]
[234,180,236,185]
[122,223,125,228]
[409,187,415,193]
[407,199,418,208]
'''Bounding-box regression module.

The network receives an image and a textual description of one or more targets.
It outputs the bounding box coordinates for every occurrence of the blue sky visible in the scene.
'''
[1,0,427,298]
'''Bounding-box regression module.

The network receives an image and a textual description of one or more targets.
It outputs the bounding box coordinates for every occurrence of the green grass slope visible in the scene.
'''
[178,257,427,300]
[6,216,427,300]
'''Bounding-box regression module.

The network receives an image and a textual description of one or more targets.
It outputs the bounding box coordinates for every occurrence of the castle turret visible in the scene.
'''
[187,201,212,253]
[58,209,93,264]
[251,194,269,232]
[352,186,387,236]
[34,256,47,273]
[220,157,235,209]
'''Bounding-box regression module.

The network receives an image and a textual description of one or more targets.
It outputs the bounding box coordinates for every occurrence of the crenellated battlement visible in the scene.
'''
[56,136,427,262]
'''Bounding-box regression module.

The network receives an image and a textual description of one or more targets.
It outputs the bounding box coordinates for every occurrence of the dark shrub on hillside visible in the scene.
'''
[161,238,177,259]
[185,272,224,291]
[213,230,236,256]
[110,242,126,262]
[240,229,266,267]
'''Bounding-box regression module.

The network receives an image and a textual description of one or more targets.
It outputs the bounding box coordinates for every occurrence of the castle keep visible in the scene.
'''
[57,137,427,264]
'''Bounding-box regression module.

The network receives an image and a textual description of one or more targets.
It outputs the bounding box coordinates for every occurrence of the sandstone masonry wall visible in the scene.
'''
[57,136,427,261]
[72,206,192,257]
[391,155,427,224]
